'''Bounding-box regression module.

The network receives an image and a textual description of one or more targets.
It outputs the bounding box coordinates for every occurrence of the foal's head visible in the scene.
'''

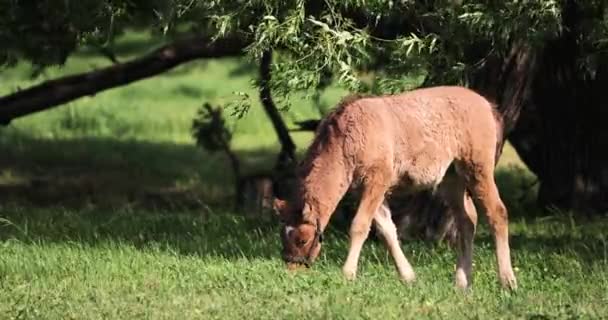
[273,198,323,270]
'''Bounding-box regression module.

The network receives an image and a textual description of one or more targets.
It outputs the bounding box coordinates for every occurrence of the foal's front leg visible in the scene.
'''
[373,200,416,283]
[342,179,389,281]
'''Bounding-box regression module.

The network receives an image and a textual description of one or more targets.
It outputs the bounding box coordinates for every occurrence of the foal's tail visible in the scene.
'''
[490,103,506,167]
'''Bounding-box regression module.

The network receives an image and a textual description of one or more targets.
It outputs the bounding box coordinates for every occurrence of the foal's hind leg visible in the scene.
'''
[464,163,517,290]
[373,200,416,283]
[442,173,478,289]
[342,169,391,281]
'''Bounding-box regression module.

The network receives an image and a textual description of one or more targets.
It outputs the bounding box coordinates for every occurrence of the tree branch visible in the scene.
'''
[259,50,296,163]
[0,35,249,125]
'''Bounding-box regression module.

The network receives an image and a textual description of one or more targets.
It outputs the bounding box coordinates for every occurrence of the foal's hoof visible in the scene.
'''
[501,278,518,291]
[500,273,518,291]
[342,268,357,281]
[286,262,306,272]
[454,278,470,291]
[454,269,470,290]
[399,272,416,284]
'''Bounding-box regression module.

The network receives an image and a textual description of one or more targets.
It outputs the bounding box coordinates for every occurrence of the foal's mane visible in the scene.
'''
[296,93,371,176]
[290,93,371,221]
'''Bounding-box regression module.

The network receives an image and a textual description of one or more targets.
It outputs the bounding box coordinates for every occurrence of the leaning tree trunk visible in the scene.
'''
[258,50,296,165]
[508,1,608,215]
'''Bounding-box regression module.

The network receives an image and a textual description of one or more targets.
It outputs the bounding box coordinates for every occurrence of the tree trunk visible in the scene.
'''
[258,50,296,162]
[258,50,298,200]
[0,35,248,125]
[508,1,608,214]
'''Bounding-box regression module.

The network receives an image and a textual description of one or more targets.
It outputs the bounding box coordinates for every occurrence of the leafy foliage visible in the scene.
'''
[2,1,607,107]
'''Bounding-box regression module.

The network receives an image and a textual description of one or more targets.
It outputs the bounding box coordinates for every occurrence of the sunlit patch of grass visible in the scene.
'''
[0,205,606,319]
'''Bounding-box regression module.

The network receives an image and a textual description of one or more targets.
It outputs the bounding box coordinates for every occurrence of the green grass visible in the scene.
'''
[1,31,606,318]
[0,206,607,319]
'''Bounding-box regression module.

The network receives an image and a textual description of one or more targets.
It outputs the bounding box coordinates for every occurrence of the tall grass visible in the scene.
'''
[0,205,607,319]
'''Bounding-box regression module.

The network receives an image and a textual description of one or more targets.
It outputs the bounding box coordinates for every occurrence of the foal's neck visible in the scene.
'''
[298,155,352,230]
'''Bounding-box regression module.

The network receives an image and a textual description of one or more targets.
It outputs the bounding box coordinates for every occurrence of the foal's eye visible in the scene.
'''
[296,238,308,247]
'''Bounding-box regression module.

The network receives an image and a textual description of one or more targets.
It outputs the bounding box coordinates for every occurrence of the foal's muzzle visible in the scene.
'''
[281,218,324,269]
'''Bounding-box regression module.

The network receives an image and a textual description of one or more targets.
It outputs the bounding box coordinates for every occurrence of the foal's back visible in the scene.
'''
[338,86,499,188]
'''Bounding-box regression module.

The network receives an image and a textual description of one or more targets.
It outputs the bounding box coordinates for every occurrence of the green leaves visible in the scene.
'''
[238,0,568,101]
[2,0,606,113]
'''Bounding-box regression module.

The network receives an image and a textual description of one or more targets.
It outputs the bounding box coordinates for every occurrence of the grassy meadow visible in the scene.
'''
[0,32,607,319]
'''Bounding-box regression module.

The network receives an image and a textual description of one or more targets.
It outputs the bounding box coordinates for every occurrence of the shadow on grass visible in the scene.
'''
[1,201,607,271]
[0,205,285,260]
[0,131,538,213]
[470,223,608,276]
[0,130,606,267]
[0,131,277,210]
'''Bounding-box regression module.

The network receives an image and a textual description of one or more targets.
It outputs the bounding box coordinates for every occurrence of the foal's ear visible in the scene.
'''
[272,198,288,216]
[272,198,291,223]
[302,202,312,215]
